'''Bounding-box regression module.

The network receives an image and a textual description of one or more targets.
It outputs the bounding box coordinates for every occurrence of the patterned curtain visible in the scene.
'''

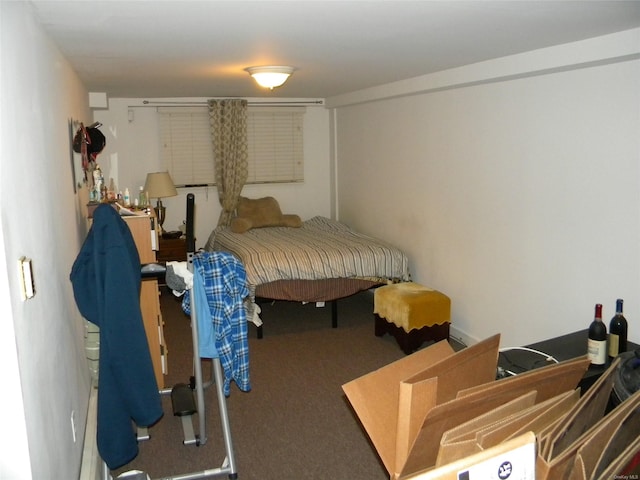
[208,99,249,227]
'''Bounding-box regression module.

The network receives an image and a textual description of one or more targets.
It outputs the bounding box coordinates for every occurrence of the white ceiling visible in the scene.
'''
[27,0,640,100]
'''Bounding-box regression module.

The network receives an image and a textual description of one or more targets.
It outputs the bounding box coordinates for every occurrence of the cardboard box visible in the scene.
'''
[342,335,592,480]
[405,431,537,480]
[342,335,501,479]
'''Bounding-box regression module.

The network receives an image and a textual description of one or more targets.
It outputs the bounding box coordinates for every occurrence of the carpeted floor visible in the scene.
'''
[113,288,448,480]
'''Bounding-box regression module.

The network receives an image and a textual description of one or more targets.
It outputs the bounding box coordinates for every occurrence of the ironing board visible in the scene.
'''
[110,193,241,480]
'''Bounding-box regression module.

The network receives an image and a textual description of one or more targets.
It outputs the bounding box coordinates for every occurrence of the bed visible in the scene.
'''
[204,213,410,336]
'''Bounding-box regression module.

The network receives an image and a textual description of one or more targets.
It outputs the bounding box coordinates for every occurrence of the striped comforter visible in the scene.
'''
[206,216,410,288]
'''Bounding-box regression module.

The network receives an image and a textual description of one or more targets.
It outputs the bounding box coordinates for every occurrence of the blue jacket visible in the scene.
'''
[70,204,163,470]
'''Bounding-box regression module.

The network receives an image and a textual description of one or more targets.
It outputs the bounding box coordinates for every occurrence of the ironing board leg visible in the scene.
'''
[213,358,238,477]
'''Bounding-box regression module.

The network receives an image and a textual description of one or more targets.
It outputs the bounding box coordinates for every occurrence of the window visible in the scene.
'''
[159,107,214,187]
[246,107,304,183]
[159,106,305,187]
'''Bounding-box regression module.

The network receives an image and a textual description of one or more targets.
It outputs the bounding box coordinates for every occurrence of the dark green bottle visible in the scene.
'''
[608,298,628,358]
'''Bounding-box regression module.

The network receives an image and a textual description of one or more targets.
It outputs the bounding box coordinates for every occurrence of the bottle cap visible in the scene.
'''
[595,303,603,319]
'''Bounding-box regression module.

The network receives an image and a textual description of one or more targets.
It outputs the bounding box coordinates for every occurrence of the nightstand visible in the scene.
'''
[157,235,188,262]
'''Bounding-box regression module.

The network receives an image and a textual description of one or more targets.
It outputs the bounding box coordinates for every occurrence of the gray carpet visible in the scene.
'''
[114,289,433,480]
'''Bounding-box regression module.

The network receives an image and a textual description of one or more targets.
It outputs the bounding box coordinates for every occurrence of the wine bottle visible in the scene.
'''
[587,303,607,366]
[608,298,628,358]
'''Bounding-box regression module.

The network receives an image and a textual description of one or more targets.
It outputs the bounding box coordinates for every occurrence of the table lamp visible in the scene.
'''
[144,171,178,232]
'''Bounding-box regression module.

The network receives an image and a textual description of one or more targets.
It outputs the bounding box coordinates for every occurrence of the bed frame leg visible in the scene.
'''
[331,300,337,328]
[254,299,337,337]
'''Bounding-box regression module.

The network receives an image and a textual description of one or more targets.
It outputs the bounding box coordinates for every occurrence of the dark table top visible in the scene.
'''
[498,329,639,386]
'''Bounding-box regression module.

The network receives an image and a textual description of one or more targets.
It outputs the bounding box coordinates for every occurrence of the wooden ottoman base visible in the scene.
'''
[374,314,450,355]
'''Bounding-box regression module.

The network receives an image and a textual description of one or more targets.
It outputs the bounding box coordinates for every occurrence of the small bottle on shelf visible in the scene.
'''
[108,178,117,201]
[123,188,131,206]
[92,165,103,203]
[138,186,147,207]
[608,298,628,359]
[588,303,607,366]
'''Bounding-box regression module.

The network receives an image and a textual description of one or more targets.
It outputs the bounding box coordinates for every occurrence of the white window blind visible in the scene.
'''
[159,106,304,186]
[159,107,214,186]
[246,107,304,183]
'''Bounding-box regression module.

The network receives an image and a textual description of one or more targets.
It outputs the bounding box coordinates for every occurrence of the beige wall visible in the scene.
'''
[330,30,640,347]
[1,3,93,479]
[2,6,638,477]
[94,99,332,248]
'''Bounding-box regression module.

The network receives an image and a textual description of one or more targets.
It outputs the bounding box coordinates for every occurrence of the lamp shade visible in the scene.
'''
[144,171,178,199]
[245,66,295,90]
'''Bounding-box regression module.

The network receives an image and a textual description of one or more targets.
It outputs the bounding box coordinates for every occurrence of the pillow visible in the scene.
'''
[280,214,303,228]
[230,196,302,233]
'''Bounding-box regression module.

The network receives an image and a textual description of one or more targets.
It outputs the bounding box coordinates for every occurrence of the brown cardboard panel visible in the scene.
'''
[393,334,501,473]
[534,359,624,480]
[535,450,575,480]
[401,356,590,478]
[343,335,501,478]
[590,435,640,480]
[395,377,439,474]
[441,390,538,444]
[457,355,590,404]
[433,389,579,471]
[435,391,537,466]
[569,389,640,480]
[481,389,580,445]
[401,432,537,480]
[400,380,538,476]
[342,339,455,475]
[539,357,620,461]
[401,334,501,405]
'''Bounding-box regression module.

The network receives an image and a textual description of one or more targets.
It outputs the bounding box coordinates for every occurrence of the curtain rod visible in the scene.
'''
[141,99,324,107]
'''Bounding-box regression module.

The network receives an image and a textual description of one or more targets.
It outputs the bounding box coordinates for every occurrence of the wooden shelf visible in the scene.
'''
[123,215,167,389]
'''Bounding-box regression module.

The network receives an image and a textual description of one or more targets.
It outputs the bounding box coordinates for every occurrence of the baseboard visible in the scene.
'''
[450,325,480,348]
[79,384,102,480]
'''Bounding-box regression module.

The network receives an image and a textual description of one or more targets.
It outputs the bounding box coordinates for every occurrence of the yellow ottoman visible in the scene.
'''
[374,282,451,354]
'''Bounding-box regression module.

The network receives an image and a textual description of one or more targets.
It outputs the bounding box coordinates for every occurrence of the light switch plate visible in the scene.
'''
[18,256,35,300]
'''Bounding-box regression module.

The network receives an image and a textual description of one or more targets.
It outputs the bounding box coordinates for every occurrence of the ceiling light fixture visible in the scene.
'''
[245,66,296,90]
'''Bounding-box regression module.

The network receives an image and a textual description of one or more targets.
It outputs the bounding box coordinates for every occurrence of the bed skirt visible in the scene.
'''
[255,278,383,303]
